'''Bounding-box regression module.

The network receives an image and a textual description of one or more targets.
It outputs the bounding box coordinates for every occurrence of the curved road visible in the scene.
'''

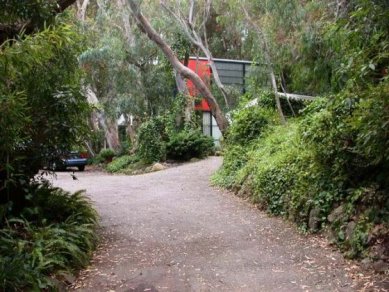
[53,157,378,291]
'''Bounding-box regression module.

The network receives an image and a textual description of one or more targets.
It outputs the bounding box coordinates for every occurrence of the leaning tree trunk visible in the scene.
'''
[160,0,230,109]
[127,0,229,134]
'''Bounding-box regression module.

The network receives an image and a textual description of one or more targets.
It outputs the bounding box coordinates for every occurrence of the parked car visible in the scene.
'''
[48,151,87,171]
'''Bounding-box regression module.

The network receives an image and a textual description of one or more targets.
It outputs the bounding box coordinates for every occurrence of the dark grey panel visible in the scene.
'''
[218,70,244,78]
[219,76,244,85]
[215,62,243,71]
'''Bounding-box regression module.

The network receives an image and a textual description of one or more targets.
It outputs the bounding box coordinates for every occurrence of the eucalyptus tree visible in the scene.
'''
[127,0,229,133]
[160,0,230,109]
[0,0,78,43]
[78,0,178,149]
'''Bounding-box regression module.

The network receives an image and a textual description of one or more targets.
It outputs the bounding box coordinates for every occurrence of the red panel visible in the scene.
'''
[194,99,210,111]
[186,59,211,111]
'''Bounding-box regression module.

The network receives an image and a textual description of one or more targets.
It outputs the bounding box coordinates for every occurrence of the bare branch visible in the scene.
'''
[161,0,230,108]
[241,3,286,124]
[189,0,195,26]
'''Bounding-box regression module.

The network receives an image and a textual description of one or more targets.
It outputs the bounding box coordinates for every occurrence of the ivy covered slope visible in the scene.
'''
[213,2,388,263]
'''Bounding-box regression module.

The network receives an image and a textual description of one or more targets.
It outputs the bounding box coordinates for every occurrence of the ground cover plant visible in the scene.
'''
[213,0,389,264]
[0,4,99,289]
[0,181,98,291]
[213,85,389,261]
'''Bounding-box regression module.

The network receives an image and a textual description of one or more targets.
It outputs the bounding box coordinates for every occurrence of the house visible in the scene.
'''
[186,57,253,146]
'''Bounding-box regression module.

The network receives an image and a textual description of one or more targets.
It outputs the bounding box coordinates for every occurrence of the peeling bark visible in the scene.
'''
[85,86,120,151]
[77,0,90,21]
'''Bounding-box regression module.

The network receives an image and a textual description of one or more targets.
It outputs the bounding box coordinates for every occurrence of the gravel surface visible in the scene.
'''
[53,157,387,292]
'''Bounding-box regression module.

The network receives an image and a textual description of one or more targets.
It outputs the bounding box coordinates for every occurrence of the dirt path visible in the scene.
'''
[53,157,386,292]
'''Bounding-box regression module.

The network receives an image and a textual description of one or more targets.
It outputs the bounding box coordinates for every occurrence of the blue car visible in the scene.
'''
[49,151,87,171]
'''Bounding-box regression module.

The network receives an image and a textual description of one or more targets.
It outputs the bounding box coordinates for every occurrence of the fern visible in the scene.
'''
[0,185,98,291]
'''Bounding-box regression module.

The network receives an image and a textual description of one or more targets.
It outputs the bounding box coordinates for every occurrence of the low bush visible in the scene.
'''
[106,155,140,173]
[0,182,98,291]
[166,130,214,161]
[227,106,276,146]
[98,148,116,162]
[91,148,116,164]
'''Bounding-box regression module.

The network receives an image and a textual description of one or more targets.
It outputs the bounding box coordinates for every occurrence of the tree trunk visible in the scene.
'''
[126,118,137,145]
[105,116,121,151]
[270,72,286,124]
[117,0,136,45]
[77,0,90,21]
[242,5,286,124]
[85,86,121,151]
[127,0,229,134]
[174,70,193,124]
[160,1,230,109]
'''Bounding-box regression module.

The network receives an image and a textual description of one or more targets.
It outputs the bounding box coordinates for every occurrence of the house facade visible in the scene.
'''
[186,57,253,146]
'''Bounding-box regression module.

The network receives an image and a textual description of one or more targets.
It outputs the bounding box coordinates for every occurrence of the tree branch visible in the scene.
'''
[0,0,78,44]
[127,0,229,133]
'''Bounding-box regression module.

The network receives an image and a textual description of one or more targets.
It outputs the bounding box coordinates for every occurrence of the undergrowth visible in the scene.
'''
[0,182,98,291]
[106,155,140,173]
[107,108,215,173]
[213,86,389,261]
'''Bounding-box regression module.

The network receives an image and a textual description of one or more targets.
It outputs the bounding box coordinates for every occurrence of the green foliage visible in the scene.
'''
[99,148,116,161]
[212,0,389,260]
[166,130,214,161]
[137,117,167,164]
[0,183,98,291]
[0,22,90,213]
[323,0,389,91]
[212,144,249,189]
[301,82,389,187]
[91,148,117,165]
[215,83,388,258]
[227,106,276,146]
[106,155,140,173]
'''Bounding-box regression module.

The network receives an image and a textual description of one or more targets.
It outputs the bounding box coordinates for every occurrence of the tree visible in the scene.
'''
[127,0,229,133]
[0,0,78,43]
[78,1,178,150]
[0,21,89,212]
[240,1,286,123]
[161,0,230,109]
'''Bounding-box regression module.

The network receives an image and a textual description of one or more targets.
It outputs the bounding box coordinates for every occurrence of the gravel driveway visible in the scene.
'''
[53,157,384,292]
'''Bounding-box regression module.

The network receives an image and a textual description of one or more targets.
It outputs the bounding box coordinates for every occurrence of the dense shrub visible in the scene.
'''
[166,130,214,161]
[137,117,167,164]
[227,106,276,146]
[92,148,116,164]
[0,182,98,291]
[106,155,140,173]
[212,144,249,189]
